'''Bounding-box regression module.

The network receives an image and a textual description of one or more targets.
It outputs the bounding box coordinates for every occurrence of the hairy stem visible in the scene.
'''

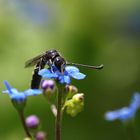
[55,84,63,140]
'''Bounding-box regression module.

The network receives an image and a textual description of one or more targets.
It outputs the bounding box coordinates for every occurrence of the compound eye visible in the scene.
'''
[54,57,62,66]
[54,57,65,71]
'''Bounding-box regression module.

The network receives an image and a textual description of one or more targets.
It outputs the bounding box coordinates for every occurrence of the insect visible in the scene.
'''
[25,49,104,89]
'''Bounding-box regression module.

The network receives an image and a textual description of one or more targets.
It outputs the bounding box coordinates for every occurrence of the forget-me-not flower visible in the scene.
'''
[3,81,42,102]
[38,66,86,84]
[9,0,48,25]
[105,93,140,122]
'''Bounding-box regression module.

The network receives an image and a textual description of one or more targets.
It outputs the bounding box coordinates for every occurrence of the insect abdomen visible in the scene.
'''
[31,60,45,89]
[31,69,42,89]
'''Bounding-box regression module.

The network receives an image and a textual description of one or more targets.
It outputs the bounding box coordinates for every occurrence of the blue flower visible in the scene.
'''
[8,0,48,25]
[3,81,42,102]
[38,66,86,84]
[105,93,140,122]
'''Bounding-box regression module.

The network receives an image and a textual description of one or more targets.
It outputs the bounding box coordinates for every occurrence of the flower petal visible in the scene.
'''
[24,89,42,96]
[44,73,58,78]
[118,107,132,121]
[10,92,26,101]
[2,88,19,94]
[39,69,58,78]
[63,76,71,84]
[70,72,86,80]
[59,76,70,84]
[4,81,13,94]
[38,69,51,76]
[105,111,120,121]
[129,92,140,111]
[65,66,79,74]
[105,107,133,122]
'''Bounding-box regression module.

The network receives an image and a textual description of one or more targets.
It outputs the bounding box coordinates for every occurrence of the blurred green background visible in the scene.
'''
[1,0,140,140]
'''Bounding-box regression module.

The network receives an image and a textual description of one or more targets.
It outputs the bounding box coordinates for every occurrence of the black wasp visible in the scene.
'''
[25,49,104,89]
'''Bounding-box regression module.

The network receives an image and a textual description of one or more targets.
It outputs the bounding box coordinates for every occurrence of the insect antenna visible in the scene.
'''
[67,62,104,70]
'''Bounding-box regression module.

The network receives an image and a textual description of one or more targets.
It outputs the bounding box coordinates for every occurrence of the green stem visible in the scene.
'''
[18,110,32,138]
[123,120,137,140]
[55,84,63,140]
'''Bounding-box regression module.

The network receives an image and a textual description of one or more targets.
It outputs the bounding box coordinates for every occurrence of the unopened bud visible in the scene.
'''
[24,138,32,140]
[65,93,84,117]
[35,131,47,140]
[26,115,40,129]
[41,80,55,95]
[41,80,55,90]
[65,85,78,99]
[73,93,84,102]
[65,85,78,94]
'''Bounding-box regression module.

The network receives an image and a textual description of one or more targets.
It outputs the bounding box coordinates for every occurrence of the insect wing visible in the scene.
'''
[25,53,45,68]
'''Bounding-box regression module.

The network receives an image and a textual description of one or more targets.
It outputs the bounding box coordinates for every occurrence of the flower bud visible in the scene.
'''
[65,85,78,94]
[24,138,32,140]
[41,80,55,95]
[41,80,55,90]
[35,131,47,140]
[26,115,40,129]
[41,80,56,102]
[64,85,78,99]
[72,93,84,102]
[65,93,84,117]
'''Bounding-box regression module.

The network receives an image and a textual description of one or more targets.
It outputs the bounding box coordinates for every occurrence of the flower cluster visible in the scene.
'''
[2,63,87,139]
[2,65,86,114]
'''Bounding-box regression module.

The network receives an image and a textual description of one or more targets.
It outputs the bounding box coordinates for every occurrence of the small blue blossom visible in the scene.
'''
[8,0,48,25]
[38,66,86,84]
[105,93,140,122]
[3,81,42,102]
